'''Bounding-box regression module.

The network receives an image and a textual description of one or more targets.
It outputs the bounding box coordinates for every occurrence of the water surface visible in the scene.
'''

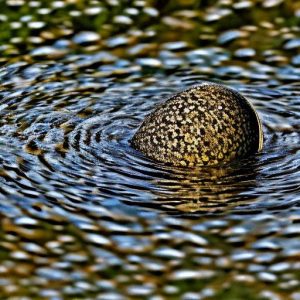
[0,0,300,299]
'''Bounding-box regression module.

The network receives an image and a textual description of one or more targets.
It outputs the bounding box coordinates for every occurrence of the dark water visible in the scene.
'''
[0,0,300,299]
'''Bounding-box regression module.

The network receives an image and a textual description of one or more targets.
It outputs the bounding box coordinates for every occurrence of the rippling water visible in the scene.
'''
[0,0,300,299]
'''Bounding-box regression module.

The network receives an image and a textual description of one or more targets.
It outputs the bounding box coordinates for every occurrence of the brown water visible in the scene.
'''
[0,0,300,299]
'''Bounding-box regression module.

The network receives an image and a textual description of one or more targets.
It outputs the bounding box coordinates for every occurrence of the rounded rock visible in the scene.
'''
[131,82,263,167]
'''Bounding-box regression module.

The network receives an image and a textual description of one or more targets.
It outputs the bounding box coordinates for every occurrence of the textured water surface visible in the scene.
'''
[0,0,300,299]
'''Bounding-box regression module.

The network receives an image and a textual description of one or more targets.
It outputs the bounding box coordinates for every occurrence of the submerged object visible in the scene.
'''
[131,82,263,167]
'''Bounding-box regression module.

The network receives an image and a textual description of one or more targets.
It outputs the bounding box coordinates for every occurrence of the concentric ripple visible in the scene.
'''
[1,62,299,218]
[1,0,300,298]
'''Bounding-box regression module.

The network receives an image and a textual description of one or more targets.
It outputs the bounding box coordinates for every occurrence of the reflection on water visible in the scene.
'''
[0,0,300,299]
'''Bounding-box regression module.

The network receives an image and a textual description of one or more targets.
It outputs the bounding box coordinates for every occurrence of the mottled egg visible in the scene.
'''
[131,82,263,167]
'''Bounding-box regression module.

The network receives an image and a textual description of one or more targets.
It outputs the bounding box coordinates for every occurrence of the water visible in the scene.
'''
[0,0,300,299]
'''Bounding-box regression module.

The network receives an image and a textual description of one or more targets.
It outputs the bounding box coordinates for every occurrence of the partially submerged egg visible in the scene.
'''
[131,82,263,167]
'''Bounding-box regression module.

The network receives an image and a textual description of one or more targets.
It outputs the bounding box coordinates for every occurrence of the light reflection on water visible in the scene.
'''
[0,0,300,299]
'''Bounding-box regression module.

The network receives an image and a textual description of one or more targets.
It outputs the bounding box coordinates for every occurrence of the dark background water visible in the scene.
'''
[0,0,300,299]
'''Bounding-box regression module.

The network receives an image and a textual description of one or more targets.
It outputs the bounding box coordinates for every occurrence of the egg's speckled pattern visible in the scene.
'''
[131,83,263,166]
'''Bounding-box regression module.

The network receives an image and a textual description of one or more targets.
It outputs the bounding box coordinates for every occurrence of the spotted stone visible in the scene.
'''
[131,82,263,167]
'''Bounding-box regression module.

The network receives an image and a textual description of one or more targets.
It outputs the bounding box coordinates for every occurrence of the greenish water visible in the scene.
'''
[0,0,300,299]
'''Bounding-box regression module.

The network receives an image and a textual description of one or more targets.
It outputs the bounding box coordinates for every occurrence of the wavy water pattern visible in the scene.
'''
[0,0,300,298]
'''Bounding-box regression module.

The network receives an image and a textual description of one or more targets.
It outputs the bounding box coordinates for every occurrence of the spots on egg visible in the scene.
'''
[131,82,263,167]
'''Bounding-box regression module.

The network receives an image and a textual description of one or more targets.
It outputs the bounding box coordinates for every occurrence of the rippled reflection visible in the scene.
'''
[0,0,300,298]
[1,65,299,215]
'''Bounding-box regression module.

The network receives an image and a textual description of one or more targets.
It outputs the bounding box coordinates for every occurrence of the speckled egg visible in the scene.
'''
[131,82,263,167]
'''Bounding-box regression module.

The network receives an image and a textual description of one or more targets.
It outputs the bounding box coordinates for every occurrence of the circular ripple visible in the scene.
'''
[1,1,300,298]
[0,63,299,217]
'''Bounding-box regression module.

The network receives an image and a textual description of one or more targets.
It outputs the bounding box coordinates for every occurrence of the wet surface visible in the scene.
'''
[0,0,300,299]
